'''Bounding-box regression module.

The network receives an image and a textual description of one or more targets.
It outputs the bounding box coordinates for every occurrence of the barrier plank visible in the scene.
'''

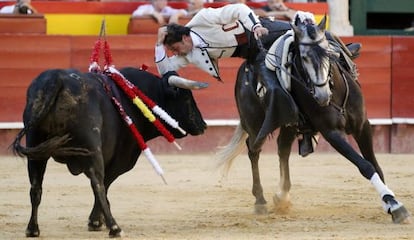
[0,35,71,68]
[128,16,192,34]
[391,36,414,118]
[70,35,158,71]
[0,14,46,34]
[1,33,412,154]
[0,87,27,122]
[0,35,71,122]
[343,36,392,119]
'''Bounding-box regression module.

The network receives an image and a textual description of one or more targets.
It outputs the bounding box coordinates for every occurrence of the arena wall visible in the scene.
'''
[0,2,413,155]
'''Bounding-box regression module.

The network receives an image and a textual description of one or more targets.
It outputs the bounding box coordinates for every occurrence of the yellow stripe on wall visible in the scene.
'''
[43,14,327,35]
[45,14,131,35]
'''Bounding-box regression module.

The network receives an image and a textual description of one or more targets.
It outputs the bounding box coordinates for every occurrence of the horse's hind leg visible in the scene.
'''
[323,129,411,224]
[246,136,267,214]
[26,158,48,237]
[273,126,296,213]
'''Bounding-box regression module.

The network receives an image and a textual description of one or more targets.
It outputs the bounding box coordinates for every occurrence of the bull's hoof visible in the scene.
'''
[25,224,40,237]
[391,205,411,224]
[273,195,292,214]
[108,225,123,238]
[254,204,268,215]
[88,220,103,231]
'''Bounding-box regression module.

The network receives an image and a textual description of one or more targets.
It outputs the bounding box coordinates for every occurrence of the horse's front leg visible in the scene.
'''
[246,137,267,214]
[353,119,384,180]
[273,126,296,213]
[323,129,411,224]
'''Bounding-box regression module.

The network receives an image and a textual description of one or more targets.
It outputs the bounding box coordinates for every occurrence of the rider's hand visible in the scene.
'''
[157,26,168,45]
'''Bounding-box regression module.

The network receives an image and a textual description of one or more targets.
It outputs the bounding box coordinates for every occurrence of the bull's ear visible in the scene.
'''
[318,14,327,31]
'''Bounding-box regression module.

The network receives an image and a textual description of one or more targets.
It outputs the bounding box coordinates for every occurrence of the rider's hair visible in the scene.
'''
[164,23,191,46]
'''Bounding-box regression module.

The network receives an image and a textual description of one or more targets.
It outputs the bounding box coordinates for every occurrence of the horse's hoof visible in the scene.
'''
[254,204,268,215]
[88,220,103,231]
[273,195,292,214]
[25,226,40,237]
[391,205,411,224]
[108,225,123,238]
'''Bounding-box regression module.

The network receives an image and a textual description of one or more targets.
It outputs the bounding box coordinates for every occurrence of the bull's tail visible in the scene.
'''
[13,132,92,159]
[11,128,27,157]
[11,70,93,159]
[13,132,64,158]
[215,123,248,177]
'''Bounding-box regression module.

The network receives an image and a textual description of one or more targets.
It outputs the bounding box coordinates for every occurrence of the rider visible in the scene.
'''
[155,3,276,80]
[154,3,360,156]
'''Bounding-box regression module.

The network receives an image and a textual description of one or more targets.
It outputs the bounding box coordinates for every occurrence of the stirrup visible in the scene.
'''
[299,133,318,157]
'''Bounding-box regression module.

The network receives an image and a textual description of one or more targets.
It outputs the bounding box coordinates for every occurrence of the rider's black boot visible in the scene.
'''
[299,133,314,157]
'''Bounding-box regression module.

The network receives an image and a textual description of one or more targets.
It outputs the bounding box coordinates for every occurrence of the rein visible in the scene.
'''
[257,37,330,90]
[257,37,303,84]
[257,35,349,113]
[329,63,350,115]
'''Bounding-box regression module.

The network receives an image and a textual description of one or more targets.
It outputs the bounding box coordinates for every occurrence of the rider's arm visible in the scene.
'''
[190,3,268,37]
[155,43,189,75]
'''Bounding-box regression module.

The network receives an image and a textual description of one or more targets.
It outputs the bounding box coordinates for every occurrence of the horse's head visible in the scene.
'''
[291,14,332,106]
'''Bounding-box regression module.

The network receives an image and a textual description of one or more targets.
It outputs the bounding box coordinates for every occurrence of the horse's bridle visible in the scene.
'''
[296,36,333,90]
[296,39,350,112]
[257,35,332,91]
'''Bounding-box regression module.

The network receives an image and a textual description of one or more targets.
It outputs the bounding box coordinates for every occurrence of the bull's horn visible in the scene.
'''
[168,75,209,90]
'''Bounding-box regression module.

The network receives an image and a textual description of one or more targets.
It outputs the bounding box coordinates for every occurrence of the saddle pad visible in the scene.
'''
[265,30,294,91]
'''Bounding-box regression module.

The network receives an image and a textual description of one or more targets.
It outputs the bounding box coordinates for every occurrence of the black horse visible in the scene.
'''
[217,16,411,224]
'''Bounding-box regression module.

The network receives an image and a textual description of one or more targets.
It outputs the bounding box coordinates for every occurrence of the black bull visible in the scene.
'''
[12,67,207,237]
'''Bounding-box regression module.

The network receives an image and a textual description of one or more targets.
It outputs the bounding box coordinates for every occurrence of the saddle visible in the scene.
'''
[263,31,361,95]
[346,43,362,59]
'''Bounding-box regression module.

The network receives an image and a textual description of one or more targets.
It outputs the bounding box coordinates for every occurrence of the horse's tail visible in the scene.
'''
[11,70,93,159]
[215,123,248,177]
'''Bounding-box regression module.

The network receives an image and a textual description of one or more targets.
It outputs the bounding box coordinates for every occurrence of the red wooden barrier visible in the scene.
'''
[1,34,414,154]
[127,16,192,35]
[391,36,414,119]
[0,14,46,34]
[0,35,71,122]
[343,36,392,119]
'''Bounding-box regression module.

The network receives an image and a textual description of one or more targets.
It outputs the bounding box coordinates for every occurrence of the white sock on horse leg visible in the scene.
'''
[370,172,395,198]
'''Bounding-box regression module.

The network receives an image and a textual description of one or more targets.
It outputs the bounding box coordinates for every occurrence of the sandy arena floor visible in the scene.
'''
[0,153,413,240]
